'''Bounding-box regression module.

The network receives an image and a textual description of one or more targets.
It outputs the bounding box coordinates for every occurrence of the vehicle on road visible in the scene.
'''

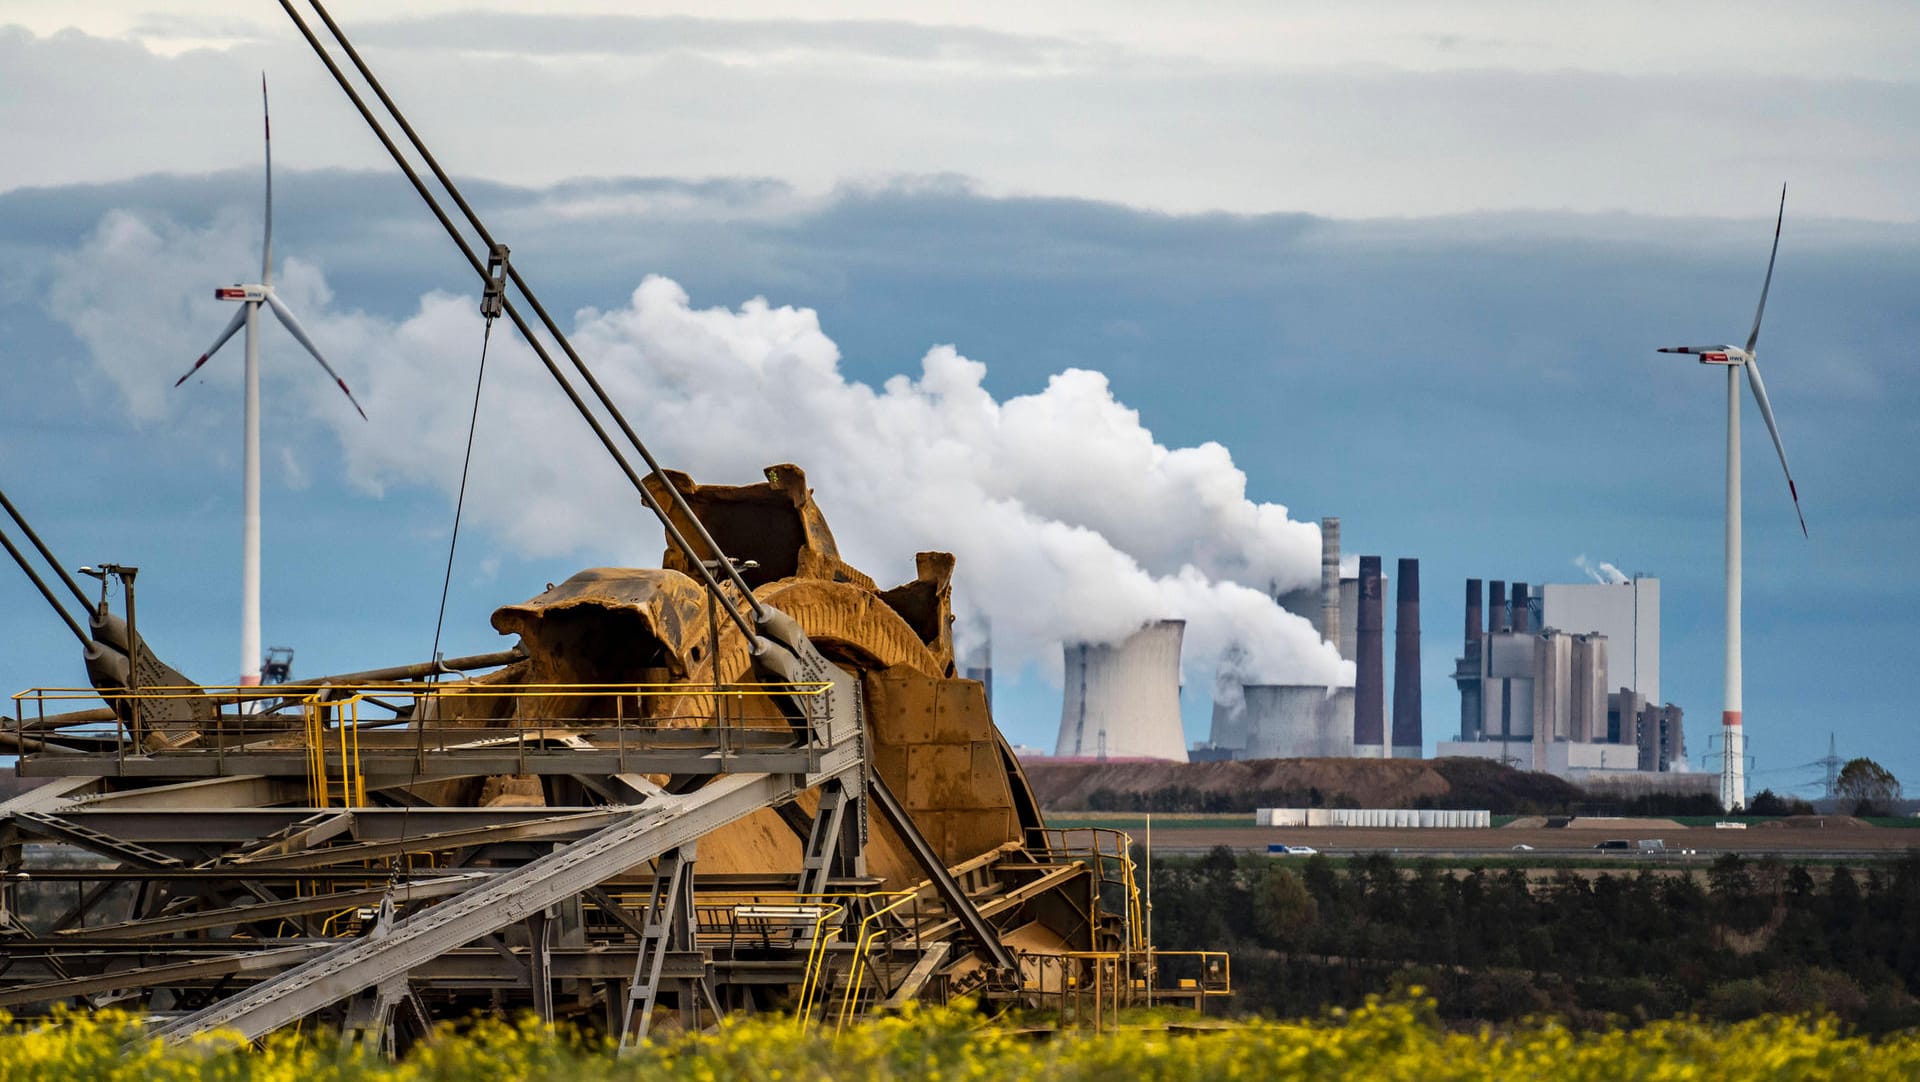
[1593,839,1633,850]
[1511,844,1535,851]
[1266,844,1318,856]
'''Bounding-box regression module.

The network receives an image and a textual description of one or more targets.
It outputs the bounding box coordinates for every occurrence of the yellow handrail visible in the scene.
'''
[793,905,846,1028]
[834,889,919,1031]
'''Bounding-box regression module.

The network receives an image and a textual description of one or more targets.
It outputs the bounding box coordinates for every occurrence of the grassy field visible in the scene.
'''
[6,996,1920,1081]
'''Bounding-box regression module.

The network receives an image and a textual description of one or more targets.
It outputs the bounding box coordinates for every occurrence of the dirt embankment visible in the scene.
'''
[1026,757,1445,810]
[1023,756,1556,811]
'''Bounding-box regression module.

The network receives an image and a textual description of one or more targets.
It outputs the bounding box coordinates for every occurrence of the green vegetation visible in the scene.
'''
[8,996,1920,1081]
[1149,848,1920,1032]
[1837,759,1904,817]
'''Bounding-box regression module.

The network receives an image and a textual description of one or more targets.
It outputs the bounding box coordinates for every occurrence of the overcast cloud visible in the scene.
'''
[3,5,1919,218]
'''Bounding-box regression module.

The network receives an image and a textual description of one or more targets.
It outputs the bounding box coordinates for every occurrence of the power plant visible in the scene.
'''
[1199,517,1425,765]
[1054,620,1189,762]
[1443,575,1702,788]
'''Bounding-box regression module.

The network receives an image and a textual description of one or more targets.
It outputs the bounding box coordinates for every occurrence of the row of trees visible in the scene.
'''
[1146,848,1920,1032]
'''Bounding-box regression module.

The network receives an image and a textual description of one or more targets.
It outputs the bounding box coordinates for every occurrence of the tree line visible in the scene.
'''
[1146,848,1920,1033]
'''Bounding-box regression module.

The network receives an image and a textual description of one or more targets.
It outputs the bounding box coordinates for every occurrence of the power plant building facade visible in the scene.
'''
[1539,579,1660,706]
[1444,576,1693,782]
[1054,619,1189,762]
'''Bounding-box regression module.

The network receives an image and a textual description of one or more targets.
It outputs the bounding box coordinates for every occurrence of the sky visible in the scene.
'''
[2,2,1916,794]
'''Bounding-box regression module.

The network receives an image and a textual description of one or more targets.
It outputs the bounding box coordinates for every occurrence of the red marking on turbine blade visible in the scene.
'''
[1789,480,1798,500]
[1722,711,1742,727]
[175,356,209,387]
[339,380,368,420]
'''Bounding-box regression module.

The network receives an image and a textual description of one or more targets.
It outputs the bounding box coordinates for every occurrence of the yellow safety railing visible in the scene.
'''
[1147,949,1233,998]
[1054,950,1125,1033]
[604,886,921,1030]
[834,890,919,1032]
[793,905,846,1028]
[303,696,366,808]
[1031,826,1146,953]
[10,681,835,791]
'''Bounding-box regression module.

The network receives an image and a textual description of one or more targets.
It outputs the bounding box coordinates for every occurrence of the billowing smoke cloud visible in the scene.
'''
[45,208,1349,691]
[1573,554,1630,585]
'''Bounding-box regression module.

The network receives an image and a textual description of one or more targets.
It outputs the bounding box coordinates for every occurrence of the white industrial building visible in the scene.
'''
[1540,579,1660,705]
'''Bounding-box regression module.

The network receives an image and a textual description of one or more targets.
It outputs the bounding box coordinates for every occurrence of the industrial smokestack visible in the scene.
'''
[962,628,993,711]
[1054,619,1189,762]
[1392,558,1422,759]
[1319,517,1341,649]
[1353,556,1386,758]
[1512,582,1530,633]
[1464,578,1483,653]
[1489,580,1508,633]
[1456,578,1485,743]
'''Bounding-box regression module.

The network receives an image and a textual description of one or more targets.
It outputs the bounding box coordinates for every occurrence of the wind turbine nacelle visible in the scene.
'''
[1696,348,1746,366]
[215,285,269,302]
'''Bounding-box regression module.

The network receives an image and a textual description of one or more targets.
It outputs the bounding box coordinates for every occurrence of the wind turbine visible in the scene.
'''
[174,75,366,686]
[1655,184,1806,812]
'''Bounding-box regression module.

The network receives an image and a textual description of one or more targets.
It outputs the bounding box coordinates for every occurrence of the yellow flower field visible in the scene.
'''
[4,996,1917,1082]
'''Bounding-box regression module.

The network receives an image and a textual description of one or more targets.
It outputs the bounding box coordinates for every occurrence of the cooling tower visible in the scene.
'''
[1241,684,1353,759]
[1055,619,1189,761]
[1352,556,1386,758]
[1207,695,1248,755]
[1391,557,1422,759]
[1320,517,1341,648]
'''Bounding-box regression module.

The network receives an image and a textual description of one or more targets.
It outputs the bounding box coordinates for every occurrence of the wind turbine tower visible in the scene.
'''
[174,76,366,685]
[1655,185,1806,811]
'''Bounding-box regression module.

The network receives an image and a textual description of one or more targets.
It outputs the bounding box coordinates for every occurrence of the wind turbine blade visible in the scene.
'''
[265,292,367,420]
[1744,183,1786,355]
[174,306,249,387]
[261,73,273,285]
[1743,359,1807,537]
[1657,346,1730,355]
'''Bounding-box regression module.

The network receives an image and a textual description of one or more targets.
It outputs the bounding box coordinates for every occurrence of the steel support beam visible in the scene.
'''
[869,774,1016,974]
[148,748,854,1044]
[618,844,699,1049]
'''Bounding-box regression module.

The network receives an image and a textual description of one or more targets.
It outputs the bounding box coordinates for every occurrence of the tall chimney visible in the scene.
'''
[1463,578,1483,653]
[1392,558,1422,758]
[1353,555,1386,757]
[1456,578,1485,743]
[1489,580,1508,633]
[1319,517,1341,649]
[1512,582,1531,633]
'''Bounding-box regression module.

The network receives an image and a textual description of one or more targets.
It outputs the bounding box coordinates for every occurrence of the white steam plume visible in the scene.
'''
[1573,554,1630,585]
[46,209,1349,692]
